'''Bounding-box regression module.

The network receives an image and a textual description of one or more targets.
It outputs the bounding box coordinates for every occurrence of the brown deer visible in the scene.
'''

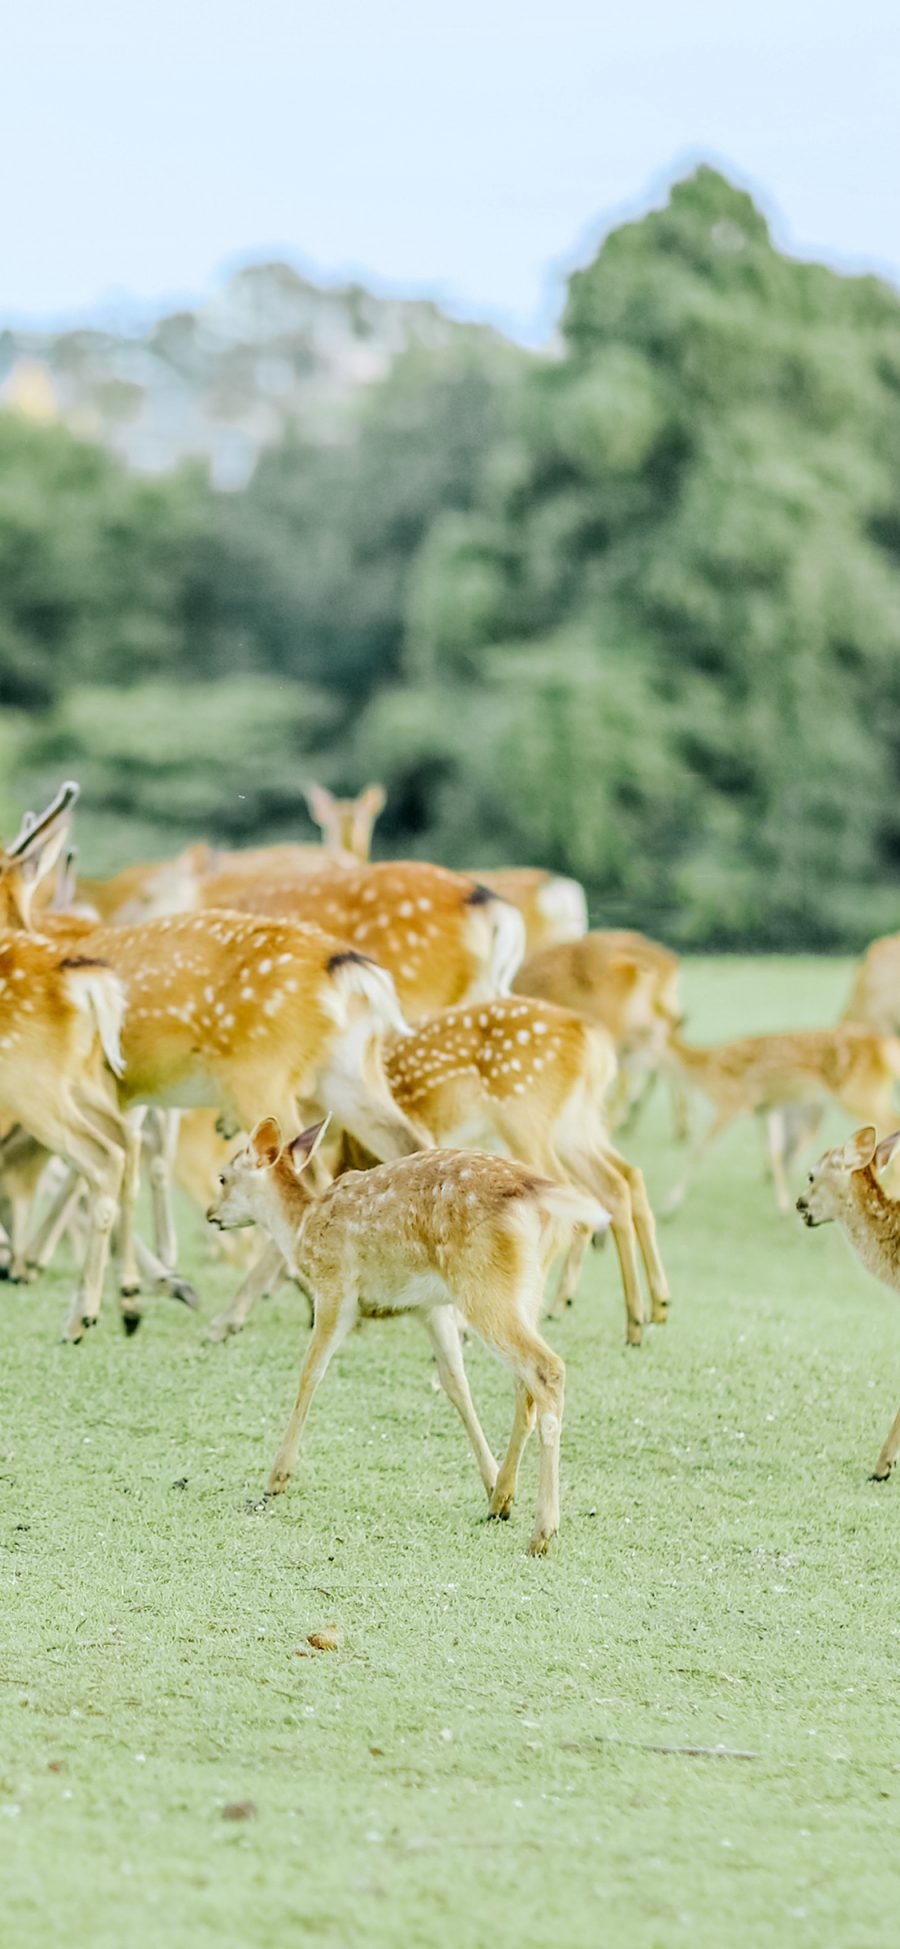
[2,788,428,1309]
[462,869,587,956]
[206,996,670,1345]
[665,1026,900,1213]
[208,1118,606,1554]
[303,782,386,860]
[796,1125,900,1480]
[842,935,900,1038]
[194,860,525,1021]
[384,997,669,1344]
[75,844,212,924]
[515,929,684,1128]
[0,928,136,1338]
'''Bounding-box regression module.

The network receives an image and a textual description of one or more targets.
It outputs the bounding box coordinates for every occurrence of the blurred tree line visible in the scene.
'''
[4,166,900,948]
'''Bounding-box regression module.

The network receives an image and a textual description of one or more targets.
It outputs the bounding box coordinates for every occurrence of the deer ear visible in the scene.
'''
[874,1130,900,1174]
[304,783,334,828]
[359,784,386,818]
[286,1117,332,1176]
[250,1116,282,1168]
[841,1126,878,1171]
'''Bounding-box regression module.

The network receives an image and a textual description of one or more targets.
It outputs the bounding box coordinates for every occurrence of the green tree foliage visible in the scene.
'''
[364,168,900,945]
[4,168,900,946]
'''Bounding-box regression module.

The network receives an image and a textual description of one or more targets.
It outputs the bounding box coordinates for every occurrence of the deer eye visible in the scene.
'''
[218,1174,226,1187]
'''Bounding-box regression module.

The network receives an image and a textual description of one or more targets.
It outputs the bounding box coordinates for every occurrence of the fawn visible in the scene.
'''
[204,996,671,1346]
[797,1125,900,1480]
[664,1026,900,1213]
[208,1118,606,1553]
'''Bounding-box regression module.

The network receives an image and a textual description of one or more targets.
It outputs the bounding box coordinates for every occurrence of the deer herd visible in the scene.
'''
[2,778,900,1553]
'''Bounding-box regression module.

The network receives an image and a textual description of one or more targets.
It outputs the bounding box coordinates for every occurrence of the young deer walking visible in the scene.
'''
[208,1120,604,1554]
[664,1026,900,1214]
[797,1125,900,1480]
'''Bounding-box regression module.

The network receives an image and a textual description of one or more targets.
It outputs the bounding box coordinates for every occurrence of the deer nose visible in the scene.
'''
[795,1197,807,1214]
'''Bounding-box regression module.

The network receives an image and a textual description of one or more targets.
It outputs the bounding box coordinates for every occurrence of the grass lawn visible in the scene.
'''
[3,955,900,1948]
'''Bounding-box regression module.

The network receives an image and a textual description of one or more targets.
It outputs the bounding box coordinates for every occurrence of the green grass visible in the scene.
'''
[4,955,900,1948]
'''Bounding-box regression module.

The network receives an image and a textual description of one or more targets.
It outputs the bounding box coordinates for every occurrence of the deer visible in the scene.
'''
[384,997,669,1344]
[208,1118,606,1554]
[75,843,212,924]
[303,780,587,952]
[842,935,900,1039]
[0,924,138,1339]
[193,860,526,1022]
[303,782,386,861]
[2,786,430,1321]
[71,783,384,923]
[461,869,587,956]
[663,1025,900,1214]
[796,1125,900,1481]
[514,930,685,1130]
[206,995,671,1345]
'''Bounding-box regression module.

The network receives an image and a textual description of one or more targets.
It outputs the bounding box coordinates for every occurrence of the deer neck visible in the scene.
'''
[841,1171,900,1284]
[264,1166,318,1269]
[666,1032,708,1076]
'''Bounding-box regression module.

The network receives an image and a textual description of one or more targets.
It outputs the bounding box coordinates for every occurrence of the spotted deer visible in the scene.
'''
[209,1118,605,1554]
[665,1026,900,1213]
[0,929,135,1338]
[515,929,684,1128]
[797,1125,900,1480]
[462,869,587,957]
[384,998,670,1344]
[4,790,428,1311]
[300,779,586,949]
[194,860,526,1021]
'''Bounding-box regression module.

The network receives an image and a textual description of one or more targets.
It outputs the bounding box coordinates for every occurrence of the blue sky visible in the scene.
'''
[3,0,898,343]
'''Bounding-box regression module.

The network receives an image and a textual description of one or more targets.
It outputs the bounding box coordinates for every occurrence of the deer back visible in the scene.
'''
[195,861,524,1019]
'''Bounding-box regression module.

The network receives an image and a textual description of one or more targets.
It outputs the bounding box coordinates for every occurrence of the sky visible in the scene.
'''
[2,0,898,344]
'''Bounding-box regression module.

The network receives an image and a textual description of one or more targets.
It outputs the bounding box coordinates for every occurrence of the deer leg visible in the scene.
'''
[206,1237,286,1342]
[486,1310,565,1555]
[27,1107,123,1340]
[145,1108,181,1270]
[663,1107,735,1216]
[1,1137,53,1281]
[422,1307,497,1497]
[550,1224,591,1315]
[871,1405,900,1482]
[603,1143,671,1325]
[267,1300,355,1495]
[26,1169,86,1275]
[765,1111,792,1214]
[489,1381,536,1521]
[63,1126,124,1340]
[130,1235,198,1313]
[116,1107,146,1317]
[553,1145,645,1345]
